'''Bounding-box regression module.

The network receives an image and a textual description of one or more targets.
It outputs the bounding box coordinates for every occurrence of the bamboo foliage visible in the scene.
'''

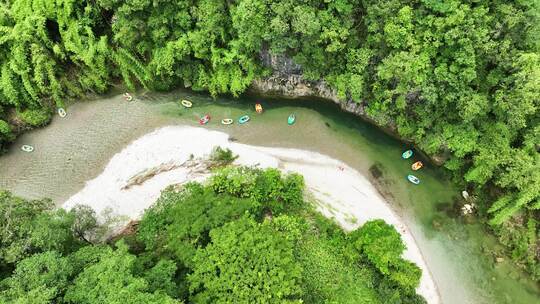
[0,64,21,107]
[0,0,120,111]
[490,188,540,226]
[112,47,150,90]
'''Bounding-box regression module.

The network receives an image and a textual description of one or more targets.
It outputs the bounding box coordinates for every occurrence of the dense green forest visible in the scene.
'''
[0,167,425,303]
[0,0,538,278]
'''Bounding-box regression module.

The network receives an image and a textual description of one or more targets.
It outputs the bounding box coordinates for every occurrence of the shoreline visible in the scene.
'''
[62,125,441,303]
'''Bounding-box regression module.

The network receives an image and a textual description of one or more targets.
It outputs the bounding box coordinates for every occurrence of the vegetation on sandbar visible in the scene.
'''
[0,168,424,303]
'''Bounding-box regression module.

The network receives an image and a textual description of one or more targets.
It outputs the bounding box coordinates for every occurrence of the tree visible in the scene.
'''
[350,220,421,292]
[0,191,54,264]
[351,220,405,276]
[64,242,179,304]
[69,205,99,244]
[141,259,178,298]
[136,183,258,266]
[0,190,103,278]
[188,217,303,303]
[0,251,73,304]
[0,170,427,303]
[209,167,304,214]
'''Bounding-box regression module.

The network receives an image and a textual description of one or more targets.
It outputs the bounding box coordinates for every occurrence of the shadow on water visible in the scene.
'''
[369,162,384,180]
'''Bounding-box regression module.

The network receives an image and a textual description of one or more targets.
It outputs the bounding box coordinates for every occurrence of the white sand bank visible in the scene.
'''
[63,126,440,303]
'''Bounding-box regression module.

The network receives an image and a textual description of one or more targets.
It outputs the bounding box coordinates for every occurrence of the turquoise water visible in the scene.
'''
[0,89,537,303]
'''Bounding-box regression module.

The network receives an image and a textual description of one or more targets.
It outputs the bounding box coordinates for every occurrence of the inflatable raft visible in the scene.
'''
[123,93,133,102]
[412,161,423,171]
[199,114,210,125]
[58,108,67,118]
[255,103,263,113]
[221,118,233,125]
[181,99,192,108]
[402,150,413,159]
[238,115,250,124]
[288,114,296,125]
[407,174,420,185]
[21,145,34,152]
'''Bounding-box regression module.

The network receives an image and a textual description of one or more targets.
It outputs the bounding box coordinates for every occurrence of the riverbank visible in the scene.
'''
[62,125,440,303]
[250,51,449,166]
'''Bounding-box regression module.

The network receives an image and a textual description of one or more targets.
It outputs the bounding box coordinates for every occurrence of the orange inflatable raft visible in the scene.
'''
[255,103,263,113]
[412,161,423,171]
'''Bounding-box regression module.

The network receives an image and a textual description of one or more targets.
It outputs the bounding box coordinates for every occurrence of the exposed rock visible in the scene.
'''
[253,50,363,112]
[496,257,505,263]
[259,50,303,75]
[461,203,476,215]
[106,220,140,244]
[430,150,450,166]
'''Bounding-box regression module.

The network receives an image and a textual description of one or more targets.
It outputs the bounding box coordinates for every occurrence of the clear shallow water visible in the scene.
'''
[0,90,538,304]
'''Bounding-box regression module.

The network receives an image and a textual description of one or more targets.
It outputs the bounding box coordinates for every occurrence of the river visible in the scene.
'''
[0,89,538,304]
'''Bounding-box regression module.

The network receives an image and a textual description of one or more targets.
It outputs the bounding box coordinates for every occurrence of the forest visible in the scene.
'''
[0,167,425,303]
[0,0,538,279]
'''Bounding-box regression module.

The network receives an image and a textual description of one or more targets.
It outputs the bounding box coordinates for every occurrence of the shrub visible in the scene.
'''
[350,220,421,293]
[209,146,238,167]
[209,167,305,214]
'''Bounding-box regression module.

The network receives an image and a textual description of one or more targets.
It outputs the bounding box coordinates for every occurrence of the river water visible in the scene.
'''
[0,90,538,303]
